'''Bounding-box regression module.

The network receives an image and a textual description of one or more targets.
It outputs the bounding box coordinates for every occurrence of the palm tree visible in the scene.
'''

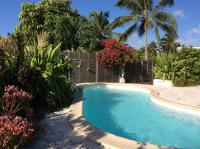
[112,0,178,60]
[138,41,158,61]
[159,33,180,54]
[89,11,111,41]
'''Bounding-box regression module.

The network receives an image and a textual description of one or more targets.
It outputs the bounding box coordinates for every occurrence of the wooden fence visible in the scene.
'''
[65,51,153,84]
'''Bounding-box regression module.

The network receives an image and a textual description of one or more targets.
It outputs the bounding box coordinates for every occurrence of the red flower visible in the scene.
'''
[96,39,135,67]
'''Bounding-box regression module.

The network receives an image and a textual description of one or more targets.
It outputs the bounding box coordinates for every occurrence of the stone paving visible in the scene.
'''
[154,85,200,107]
[24,109,103,149]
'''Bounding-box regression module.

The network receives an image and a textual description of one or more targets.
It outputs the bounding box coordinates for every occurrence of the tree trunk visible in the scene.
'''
[144,26,148,61]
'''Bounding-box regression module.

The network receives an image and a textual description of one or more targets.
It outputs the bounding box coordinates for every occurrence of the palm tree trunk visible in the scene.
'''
[144,25,148,61]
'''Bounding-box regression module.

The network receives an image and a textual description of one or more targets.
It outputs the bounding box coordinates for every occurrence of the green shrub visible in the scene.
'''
[25,44,74,110]
[17,65,49,116]
[173,47,200,86]
[153,53,175,80]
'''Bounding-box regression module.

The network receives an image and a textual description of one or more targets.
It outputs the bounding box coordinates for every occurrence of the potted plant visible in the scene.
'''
[96,39,135,83]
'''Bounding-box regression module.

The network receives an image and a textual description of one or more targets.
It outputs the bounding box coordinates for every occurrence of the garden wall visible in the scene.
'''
[65,51,153,84]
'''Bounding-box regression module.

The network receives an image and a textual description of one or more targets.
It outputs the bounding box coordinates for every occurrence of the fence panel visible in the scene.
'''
[65,51,153,84]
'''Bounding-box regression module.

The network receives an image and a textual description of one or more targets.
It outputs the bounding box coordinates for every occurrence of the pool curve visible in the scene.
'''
[68,83,200,149]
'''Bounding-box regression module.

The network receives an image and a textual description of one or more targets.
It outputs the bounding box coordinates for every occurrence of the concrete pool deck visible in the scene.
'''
[154,85,200,108]
[26,83,200,149]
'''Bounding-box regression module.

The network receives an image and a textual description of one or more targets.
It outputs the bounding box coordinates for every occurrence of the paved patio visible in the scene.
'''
[24,109,102,149]
[154,85,200,108]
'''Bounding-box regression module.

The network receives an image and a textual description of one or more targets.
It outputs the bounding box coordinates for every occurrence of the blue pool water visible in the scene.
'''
[83,85,200,149]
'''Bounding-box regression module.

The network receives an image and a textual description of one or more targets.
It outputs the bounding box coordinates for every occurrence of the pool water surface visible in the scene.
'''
[83,85,200,149]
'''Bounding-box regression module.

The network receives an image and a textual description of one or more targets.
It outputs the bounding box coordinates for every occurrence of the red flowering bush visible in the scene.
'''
[0,114,35,149]
[96,39,135,67]
[0,85,32,115]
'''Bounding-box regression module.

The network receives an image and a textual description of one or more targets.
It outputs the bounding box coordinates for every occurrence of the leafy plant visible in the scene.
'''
[0,86,32,115]
[25,44,74,110]
[16,0,97,51]
[17,65,49,116]
[159,33,181,54]
[173,47,200,86]
[96,39,135,67]
[0,114,35,149]
[154,53,175,80]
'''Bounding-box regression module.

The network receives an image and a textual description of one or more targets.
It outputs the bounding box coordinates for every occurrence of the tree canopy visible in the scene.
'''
[16,0,95,51]
[112,0,178,60]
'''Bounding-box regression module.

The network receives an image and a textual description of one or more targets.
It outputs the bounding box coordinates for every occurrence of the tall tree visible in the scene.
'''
[137,41,158,61]
[88,11,113,51]
[112,0,178,60]
[16,0,95,51]
[159,33,180,53]
[89,11,111,40]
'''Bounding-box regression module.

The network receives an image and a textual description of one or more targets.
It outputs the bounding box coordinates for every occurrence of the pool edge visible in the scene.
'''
[68,83,200,149]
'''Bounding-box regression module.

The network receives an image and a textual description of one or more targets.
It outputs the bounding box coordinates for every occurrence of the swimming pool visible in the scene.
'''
[83,85,200,149]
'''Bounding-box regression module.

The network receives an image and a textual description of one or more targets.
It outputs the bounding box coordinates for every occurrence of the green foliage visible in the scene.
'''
[17,65,49,116]
[136,42,158,61]
[0,34,18,68]
[17,0,95,51]
[112,0,177,60]
[75,16,97,51]
[159,33,180,54]
[154,53,175,80]
[25,44,74,110]
[173,47,200,86]
[0,33,75,113]
[89,11,111,40]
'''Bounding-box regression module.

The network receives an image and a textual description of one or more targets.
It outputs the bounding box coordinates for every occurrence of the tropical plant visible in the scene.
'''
[96,39,135,67]
[87,11,112,51]
[154,53,175,80]
[112,0,178,60]
[25,43,74,110]
[173,47,200,86]
[75,16,97,51]
[17,0,94,51]
[159,33,180,54]
[137,41,158,61]
[89,11,111,40]
[17,65,49,116]
[0,34,18,68]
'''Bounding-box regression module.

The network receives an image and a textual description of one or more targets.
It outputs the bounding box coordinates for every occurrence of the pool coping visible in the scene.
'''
[68,83,200,149]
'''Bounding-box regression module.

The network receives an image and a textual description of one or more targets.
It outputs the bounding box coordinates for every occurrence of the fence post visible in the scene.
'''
[78,52,81,83]
[141,61,143,82]
[87,53,89,82]
[147,61,149,82]
[95,52,98,82]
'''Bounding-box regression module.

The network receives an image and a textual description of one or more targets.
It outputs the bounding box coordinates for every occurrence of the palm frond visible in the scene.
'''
[111,15,139,29]
[116,0,143,13]
[156,20,178,38]
[138,19,146,36]
[120,23,138,41]
[152,12,178,30]
[154,0,174,10]
[149,19,161,43]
